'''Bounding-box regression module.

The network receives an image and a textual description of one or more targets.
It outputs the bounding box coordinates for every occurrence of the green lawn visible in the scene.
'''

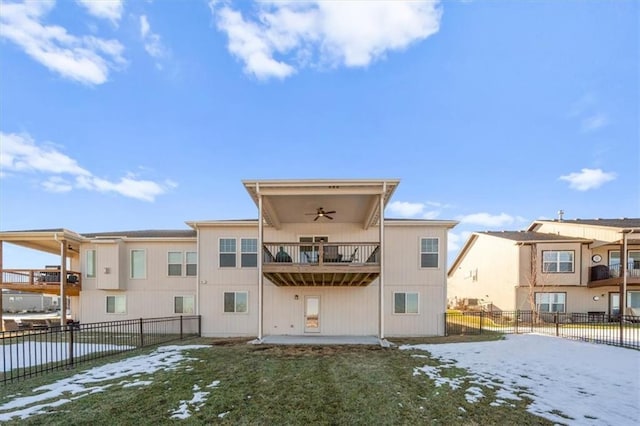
[1,337,553,425]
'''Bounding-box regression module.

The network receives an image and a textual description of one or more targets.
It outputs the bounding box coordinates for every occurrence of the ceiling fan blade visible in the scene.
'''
[314,216,319,221]
[325,211,336,215]
[325,215,334,220]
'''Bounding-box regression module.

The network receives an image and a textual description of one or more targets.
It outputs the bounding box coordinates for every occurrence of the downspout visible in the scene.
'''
[257,184,264,341]
[195,224,200,316]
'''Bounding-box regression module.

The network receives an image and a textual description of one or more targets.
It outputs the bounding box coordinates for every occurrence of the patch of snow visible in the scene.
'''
[401,334,639,425]
[123,380,152,388]
[465,386,484,403]
[207,380,220,388]
[0,345,209,422]
[218,411,230,418]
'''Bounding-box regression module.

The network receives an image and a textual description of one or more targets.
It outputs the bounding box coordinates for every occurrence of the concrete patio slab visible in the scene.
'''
[255,335,385,346]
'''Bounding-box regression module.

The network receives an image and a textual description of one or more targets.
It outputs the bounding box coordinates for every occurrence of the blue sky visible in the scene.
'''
[1,0,638,268]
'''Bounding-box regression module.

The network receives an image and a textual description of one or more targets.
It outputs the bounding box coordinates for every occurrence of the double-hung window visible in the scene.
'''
[420,238,439,268]
[86,249,96,278]
[394,292,419,314]
[131,250,146,279]
[168,251,198,276]
[168,252,183,276]
[220,239,236,268]
[106,295,126,314]
[174,296,195,314]
[224,291,248,313]
[535,292,566,313]
[241,239,258,268]
[542,251,574,273]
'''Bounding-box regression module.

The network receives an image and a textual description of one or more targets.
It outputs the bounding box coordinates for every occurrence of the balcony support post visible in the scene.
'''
[0,240,3,331]
[257,187,264,341]
[378,183,385,340]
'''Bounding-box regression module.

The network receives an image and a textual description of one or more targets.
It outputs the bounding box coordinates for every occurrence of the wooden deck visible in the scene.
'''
[1,269,82,296]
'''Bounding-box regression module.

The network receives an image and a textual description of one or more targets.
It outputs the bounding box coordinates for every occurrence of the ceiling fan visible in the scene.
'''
[305,207,336,221]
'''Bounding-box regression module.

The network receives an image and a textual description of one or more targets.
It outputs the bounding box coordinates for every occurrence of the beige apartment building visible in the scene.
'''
[448,218,640,317]
[0,178,457,339]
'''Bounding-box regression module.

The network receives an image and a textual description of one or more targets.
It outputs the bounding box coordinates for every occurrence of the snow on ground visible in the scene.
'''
[401,334,640,425]
[2,342,135,371]
[0,345,209,422]
[170,380,221,419]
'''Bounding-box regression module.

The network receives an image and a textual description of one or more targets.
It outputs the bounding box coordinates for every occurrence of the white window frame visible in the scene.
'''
[241,238,258,268]
[393,292,419,314]
[223,291,248,314]
[106,295,126,314]
[86,249,96,278]
[542,250,574,273]
[420,237,439,268]
[186,251,197,276]
[168,251,183,277]
[219,238,237,268]
[535,292,566,313]
[174,295,195,314]
[130,249,146,279]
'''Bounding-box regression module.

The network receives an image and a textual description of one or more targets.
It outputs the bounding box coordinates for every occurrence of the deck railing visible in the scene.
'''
[1,315,201,384]
[263,242,380,266]
[1,268,82,287]
[589,264,640,282]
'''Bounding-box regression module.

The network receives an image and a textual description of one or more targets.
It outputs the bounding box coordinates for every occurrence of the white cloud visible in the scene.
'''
[386,200,443,219]
[77,0,123,25]
[457,213,517,228]
[211,0,441,80]
[0,132,175,202]
[0,1,126,85]
[559,168,616,191]
[387,201,425,217]
[448,230,471,253]
[140,15,168,65]
[581,113,609,132]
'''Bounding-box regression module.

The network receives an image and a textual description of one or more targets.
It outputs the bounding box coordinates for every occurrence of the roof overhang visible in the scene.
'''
[0,229,85,257]
[242,179,400,230]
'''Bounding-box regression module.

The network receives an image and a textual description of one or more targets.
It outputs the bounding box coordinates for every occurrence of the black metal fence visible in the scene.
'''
[445,310,640,350]
[1,315,201,384]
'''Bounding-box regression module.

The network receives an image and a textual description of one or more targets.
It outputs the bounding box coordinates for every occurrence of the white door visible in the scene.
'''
[305,296,320,333]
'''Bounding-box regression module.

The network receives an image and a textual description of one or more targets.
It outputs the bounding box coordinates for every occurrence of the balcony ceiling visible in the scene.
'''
[0,229,83,257]
[243,179,399,230]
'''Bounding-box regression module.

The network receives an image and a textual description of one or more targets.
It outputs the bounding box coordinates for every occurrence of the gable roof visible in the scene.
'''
[83,230,197,239]
[529,218,640,231]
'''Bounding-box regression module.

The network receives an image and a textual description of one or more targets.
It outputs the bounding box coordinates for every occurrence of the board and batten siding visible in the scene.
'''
[78,239,197,323]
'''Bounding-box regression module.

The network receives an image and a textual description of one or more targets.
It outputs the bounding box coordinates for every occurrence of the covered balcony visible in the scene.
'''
[1,268,82,296]
[262,242,380,286]
[589,263,640,288]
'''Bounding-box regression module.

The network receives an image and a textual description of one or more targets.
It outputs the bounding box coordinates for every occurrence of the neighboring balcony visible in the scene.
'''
[589,264,640,288]
[1,269,82,296]
[262,242,380,287]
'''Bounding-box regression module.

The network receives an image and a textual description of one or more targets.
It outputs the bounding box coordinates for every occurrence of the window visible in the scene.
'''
[609,250,640,277]
[542,250,574,273]
[394,292,419,314]
[174,296,195,314]
[186,252,197,276]
[420,238,439,268]
[224,291,248,313]
[131,250,146,279]
[628,291,640,309]
[168,251,182,276]
[86,249,96,278]
[220,239,236,268]
[241,238,258,267]
[535,292,566,313]
[106,295,126,314]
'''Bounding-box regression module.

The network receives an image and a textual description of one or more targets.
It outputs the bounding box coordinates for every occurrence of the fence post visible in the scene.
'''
[479,311,484,335]
[554,313,559,336]
[180,315,183,340]
[515,310,519,334]
[444,313,448,336]
[198,315,202,337]
[68,322,74,367]
[139,318,144,347]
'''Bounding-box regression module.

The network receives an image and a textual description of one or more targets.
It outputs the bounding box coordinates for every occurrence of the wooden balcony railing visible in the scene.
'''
[262,243,381,286]
[263,242,380,266]
[589,264,640,287]
[1,269,82,295]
